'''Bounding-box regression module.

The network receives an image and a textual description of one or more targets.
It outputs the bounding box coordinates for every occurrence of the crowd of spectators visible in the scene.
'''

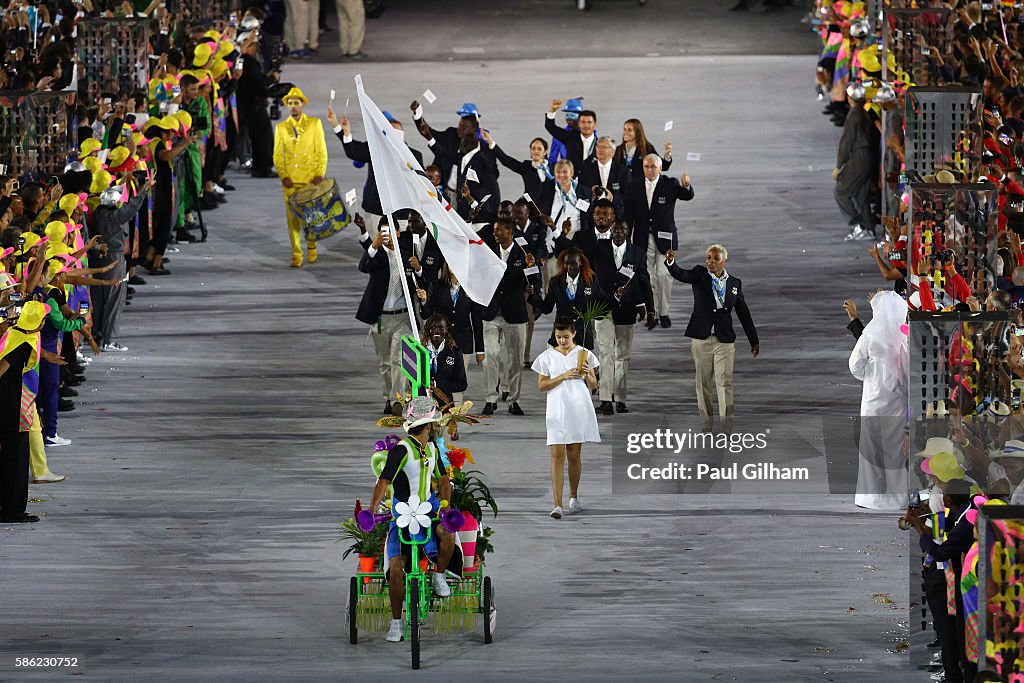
[814,1,1024,681]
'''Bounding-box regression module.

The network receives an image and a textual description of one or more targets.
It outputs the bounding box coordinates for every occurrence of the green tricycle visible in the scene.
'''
[346,511,495,670]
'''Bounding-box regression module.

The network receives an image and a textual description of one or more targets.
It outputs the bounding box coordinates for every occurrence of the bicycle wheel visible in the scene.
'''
[409,581,421,669]
[483,576,493,644]
[348,576,358,644]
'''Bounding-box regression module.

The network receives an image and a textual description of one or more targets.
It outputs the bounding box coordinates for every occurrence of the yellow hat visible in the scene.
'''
[210,59,229,80]
[175,109,193,131]
[90,169,112,195]
[17,232,44,256]
[203,29,221,42]
[46,242,72,260]
[108,146,131,168]
[143,116,175,134]
[857,46,881,74]
[193,42,213,67]
[216,41,234,59]
[79,138,102,159]
[82,156,103,173]
[928,452,965,482]
[283,87,308,105]
[16,300,50,331]
[58,194,81,215]
[44,221,67,243]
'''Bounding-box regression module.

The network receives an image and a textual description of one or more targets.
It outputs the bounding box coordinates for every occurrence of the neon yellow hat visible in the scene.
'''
[79,138,102,159]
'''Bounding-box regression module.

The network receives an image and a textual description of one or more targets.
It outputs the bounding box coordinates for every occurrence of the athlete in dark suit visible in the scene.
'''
[665,244,758,431]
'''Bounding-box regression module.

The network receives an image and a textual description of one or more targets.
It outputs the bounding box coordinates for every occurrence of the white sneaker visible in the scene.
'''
[103,342,128,352]
[32,472,66,484]
[930,671,945,682]
[212,183,226,196]
[550,506,562,519]
[431,571,451,598]
[44,434,71,447]
[568,497,583,514]
[76,353,92,365]
[385,619,403,642]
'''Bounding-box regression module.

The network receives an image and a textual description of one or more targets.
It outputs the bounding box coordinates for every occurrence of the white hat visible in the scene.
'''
[993,440,1024,459]
[402,396,442,432]
[913,437,964,465]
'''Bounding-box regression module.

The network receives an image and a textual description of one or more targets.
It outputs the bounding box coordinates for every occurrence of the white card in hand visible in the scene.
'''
[514,236,528,246]
[657,231,672,240]
[523,266,540,276]
[575,198,591,212]
[423,89,437,104]
[466,169,479,183]
[330,89,336,101]
[664,120,673,131]
[686,152,701,161]
[345,188,358,205]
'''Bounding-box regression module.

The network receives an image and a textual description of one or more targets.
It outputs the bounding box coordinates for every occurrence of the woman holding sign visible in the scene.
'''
[533,316,600,519]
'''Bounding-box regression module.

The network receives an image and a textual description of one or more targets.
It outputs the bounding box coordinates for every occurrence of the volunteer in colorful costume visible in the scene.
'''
[367,396,462,642]
[272,87,327,267]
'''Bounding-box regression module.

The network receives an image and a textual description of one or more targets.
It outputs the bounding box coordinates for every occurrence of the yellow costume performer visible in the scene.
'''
[273,87,328,267]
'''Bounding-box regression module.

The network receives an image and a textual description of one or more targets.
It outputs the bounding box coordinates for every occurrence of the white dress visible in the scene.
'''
[532,346,601,446]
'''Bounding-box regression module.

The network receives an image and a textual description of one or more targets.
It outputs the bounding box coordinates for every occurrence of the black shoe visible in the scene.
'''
[58,398,75,412]
[383,400,392,415]
[128,274,147,285]
[500,391,509,402]
[66,375,84,387]
[200,196,219,211]
[508,402,524,416]
[127,286,136,296]
[175,231,198,244]
[615,402,629,413]
[597,401,614,415]
[252,169,279,178]
[481,402,496,416]
[222,182,236,191]
[69,364,86,374]
[60,386,79,398]
[0,513,39,523]
[660,316,671,328]
[148,267,171,276]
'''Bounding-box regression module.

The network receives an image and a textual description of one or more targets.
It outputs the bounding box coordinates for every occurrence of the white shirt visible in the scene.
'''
[460,145,480,174]
[552,183,581,237]
[580,133,595,159]
[364,247,405,312]
[566,274,579,298]
[613,241,627,270]
[596,227,612,240]
[499,243,512,262]
[645,177,658,207]
[597,159,611,188]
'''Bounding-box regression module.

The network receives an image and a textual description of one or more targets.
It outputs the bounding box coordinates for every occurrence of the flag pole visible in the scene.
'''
[387,212,421,337]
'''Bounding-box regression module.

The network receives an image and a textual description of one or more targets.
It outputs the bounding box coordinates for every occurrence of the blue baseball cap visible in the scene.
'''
[563,98,584,119]
[457,102,480,118]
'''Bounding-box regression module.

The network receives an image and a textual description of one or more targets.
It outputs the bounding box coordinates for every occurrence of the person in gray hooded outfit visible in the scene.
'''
[90,178,153,350]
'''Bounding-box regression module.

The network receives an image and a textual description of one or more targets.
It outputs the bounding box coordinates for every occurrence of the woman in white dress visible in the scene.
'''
[849,290,909,510]
[532,316,601,519]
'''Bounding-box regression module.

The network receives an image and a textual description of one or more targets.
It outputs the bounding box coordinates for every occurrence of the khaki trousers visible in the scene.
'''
[370,313,412,401]
[691,336,736,428]
[483,316,527,403]
[285,0,319,50]
[647,236,673,317]
[335,0,365,55]
[595,318,635,403]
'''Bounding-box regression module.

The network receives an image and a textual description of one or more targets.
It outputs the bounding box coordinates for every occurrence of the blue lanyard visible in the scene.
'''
[566,284,576,302]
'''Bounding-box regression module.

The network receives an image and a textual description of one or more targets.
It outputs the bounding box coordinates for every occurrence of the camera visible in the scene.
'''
[9,292,24,303]
[935,249,957,265]
[79,302,89,314]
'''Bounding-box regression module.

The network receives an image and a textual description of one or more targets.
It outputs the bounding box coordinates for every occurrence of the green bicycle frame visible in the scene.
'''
[398,523,432,639]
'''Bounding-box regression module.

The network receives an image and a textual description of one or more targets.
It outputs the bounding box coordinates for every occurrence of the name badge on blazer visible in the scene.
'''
[657,231,672,240]
[611,182,620,191]
[512,258,525,269]
[583,287,592,296]
[657,196,667,204]
[425,256,435,265]
[445,356,455,366]
[575,198,591,212]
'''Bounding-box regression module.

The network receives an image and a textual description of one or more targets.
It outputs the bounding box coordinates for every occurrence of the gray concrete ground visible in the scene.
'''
[0,7,931,683]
